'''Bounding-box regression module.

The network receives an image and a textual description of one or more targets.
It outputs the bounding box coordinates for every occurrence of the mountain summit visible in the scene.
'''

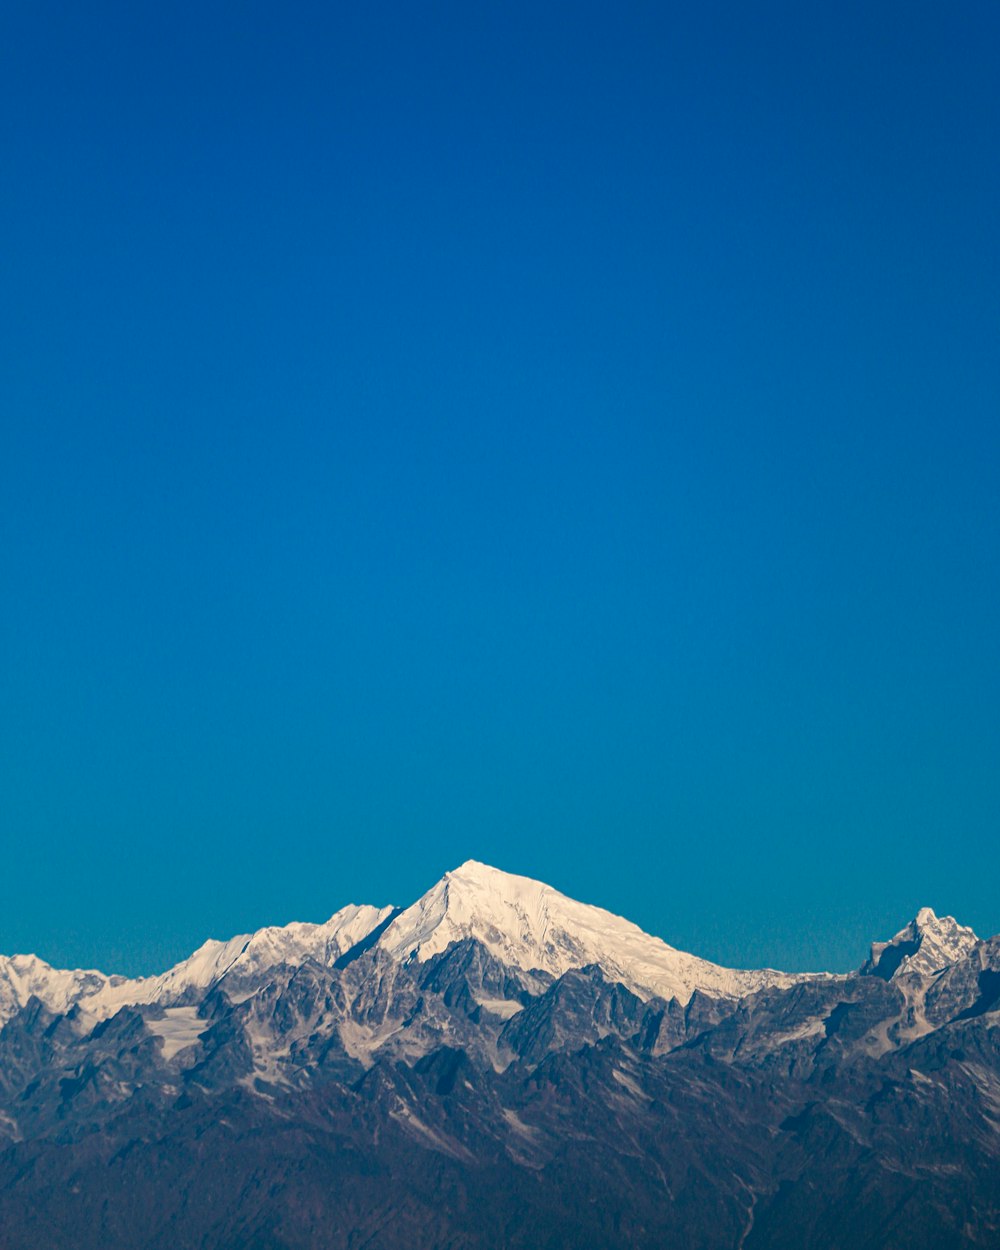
[0,860,810,1025]
[375,860,802,1003]
[0,865,981,1029]
[0,903,395,1028]
[862,905,979,980]
[0,864,997,1250]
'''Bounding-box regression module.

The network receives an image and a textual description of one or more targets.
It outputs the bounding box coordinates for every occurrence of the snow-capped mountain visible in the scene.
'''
[0,862,819,1028]
[861,905,979,980]
[375,860,807,1002]
[1,864,975,1030]
[1,865,997,1250]
[0,954,111,1030]
[0,902,394,1027]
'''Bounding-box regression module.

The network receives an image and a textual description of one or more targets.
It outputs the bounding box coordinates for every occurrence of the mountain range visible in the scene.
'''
[1,861,998,1249]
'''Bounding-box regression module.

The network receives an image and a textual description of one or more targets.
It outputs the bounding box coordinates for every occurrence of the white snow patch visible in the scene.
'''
[474,996,524,1020]
[502,1107,541,1138]
[909,1068,935,1085]
[769,1018,827,1047]
[389,1103,475,1161]
[612,1067,650,1100]
[145,1007,206,1060]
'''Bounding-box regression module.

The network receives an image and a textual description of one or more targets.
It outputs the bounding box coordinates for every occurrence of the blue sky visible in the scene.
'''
[2,2,998,976]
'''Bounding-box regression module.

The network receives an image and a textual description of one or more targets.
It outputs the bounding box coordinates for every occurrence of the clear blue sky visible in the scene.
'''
[2,2,997,976]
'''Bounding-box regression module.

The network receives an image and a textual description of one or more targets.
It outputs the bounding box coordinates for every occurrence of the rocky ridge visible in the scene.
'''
[0,862,997,1250]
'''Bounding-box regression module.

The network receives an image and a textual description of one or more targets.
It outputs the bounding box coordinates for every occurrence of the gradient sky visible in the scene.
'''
[2,2,998,977]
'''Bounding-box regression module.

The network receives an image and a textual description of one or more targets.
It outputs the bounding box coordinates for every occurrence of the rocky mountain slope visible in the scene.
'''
[0,863,997,1249]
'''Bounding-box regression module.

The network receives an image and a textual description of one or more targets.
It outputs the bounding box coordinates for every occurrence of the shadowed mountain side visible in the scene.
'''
[0,869,998,1248]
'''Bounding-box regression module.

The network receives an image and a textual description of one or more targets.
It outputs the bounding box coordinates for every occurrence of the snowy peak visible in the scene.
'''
[375,860,806,1004]
[0,953,115,1027]
[10,867,985,1032]
[182,902,398,990]
[108,901,396,1006]
[0,902,395,1028]
[862,906,979,980]
[0,863,812,1024]
[376,859,595,965]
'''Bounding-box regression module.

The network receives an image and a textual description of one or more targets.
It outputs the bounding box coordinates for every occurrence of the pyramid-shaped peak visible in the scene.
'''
[863,907,978,980]
[445,860,541,886]
[909,906,975,942]
[446,859,501,880]
[374,861,809,1005]
[389,861,589,963]
[436,861,573,918]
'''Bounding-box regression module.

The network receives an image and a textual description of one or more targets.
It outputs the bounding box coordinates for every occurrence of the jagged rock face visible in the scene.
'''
[0,903,397,1028]
[0,862,818,1034]
[0,863,997,1248]
[862,907,980,980]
